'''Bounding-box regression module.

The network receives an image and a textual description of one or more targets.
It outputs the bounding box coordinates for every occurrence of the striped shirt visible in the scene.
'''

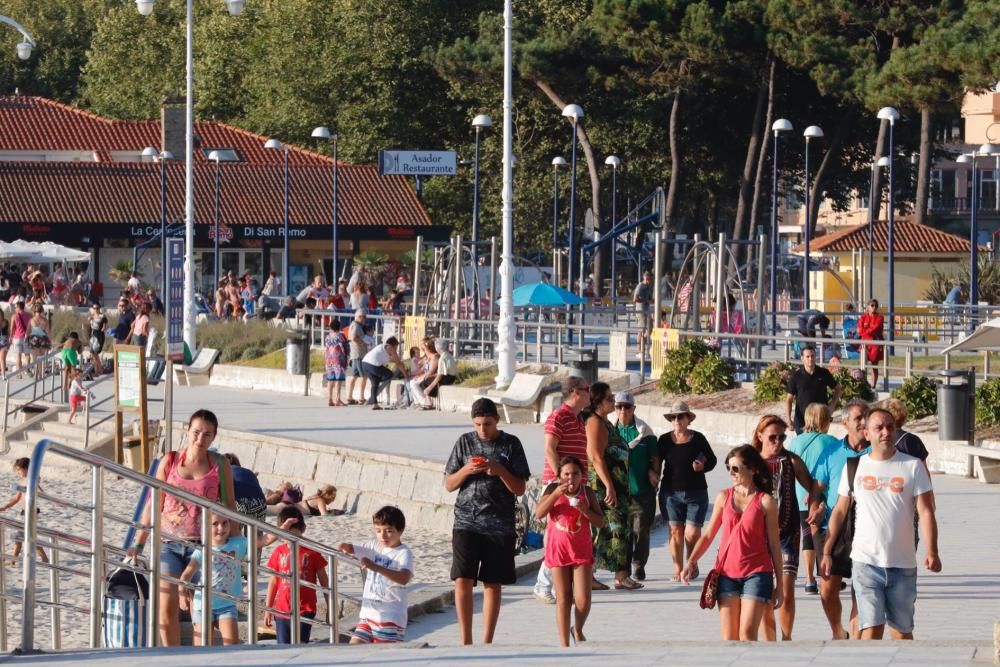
[542,403,588,483]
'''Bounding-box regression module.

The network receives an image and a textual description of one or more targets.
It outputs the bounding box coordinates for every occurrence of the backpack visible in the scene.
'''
[829,457,860,563]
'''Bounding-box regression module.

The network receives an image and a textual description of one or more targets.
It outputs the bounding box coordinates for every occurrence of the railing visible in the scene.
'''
[14,438,362,654]
[82,373,116,451]
[2,349,65,447]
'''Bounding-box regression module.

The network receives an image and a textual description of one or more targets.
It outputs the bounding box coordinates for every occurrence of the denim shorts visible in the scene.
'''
[349,358,364,377]
[853,561,917,633]
[780,529,801,576]
[160,540,199,577]
[718,572,774,603]
[192,603,238,623]
[659,489,709,527]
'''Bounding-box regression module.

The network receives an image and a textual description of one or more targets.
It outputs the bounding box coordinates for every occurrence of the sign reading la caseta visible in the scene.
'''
[379,150,457,176]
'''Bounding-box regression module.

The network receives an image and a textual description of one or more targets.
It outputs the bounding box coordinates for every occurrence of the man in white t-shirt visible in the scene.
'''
[821,408,941,640]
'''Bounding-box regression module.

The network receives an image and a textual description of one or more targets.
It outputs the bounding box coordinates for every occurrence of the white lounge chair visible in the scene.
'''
[497,373,550,424]
[174,348,220,386]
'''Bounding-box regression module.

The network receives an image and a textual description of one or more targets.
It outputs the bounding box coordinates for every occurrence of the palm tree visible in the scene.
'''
[352,249,389,290]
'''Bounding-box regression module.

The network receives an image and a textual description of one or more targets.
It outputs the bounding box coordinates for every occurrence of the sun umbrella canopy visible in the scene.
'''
[942,317,1000,353]
[512,282,586,307]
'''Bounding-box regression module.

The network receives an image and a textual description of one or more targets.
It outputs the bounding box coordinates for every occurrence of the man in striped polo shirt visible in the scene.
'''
[533,376,592,603]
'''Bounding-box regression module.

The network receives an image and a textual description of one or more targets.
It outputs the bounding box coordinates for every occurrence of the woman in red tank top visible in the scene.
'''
[681,445,784,641]
[535,456,605,647]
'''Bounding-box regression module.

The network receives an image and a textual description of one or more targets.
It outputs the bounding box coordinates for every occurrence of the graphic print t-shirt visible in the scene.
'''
[839,451,932,568]
[267,544,328,614]
[191,535,247,610]
[351,540,415,627]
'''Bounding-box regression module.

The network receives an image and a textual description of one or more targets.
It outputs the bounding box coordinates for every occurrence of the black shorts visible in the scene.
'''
[813,528,852,579]
[800,510,815,551]
[450,529,516,585]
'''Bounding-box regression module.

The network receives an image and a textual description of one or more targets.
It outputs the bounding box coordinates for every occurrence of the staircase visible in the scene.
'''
[6,412,116,463]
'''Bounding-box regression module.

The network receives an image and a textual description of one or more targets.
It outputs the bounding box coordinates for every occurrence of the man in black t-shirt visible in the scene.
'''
[444,398,530,645]
[785,346,841,434]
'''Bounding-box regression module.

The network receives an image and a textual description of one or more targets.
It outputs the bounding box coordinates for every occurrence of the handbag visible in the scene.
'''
[281,485,303,504]
[101,559,149,648]
[699,490,751,610]
[829,457,860,563]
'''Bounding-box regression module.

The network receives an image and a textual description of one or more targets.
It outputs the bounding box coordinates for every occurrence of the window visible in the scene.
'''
[202,148,240,162]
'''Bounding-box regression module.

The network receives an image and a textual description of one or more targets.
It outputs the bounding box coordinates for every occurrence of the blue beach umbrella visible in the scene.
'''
[512,282,587,307]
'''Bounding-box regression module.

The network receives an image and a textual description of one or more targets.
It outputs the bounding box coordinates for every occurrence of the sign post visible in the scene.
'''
[114,346,149,470]
[164,238,185,455]
[378,150,457,176]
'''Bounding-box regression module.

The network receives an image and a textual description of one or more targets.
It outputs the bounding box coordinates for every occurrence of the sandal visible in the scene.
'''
[590,578,609,591]
[613,577,643,590]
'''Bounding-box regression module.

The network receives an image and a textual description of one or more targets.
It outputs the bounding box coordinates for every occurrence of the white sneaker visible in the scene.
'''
[533,588,556,604]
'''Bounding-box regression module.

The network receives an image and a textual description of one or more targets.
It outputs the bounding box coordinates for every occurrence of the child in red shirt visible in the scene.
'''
[264,506,329,643]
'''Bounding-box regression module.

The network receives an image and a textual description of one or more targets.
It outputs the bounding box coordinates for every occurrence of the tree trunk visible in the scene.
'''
[748,59,776,267]
[914,107,932,226]
[808,114,851,236]
[731,57,771,271]
[664,60,687,234]
[534,78,604,296]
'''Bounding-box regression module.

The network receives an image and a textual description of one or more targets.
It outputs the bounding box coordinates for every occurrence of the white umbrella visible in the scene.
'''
[942,317,1000,353]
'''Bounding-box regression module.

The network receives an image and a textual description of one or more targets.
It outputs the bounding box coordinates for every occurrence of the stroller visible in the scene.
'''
[793,310,832,361]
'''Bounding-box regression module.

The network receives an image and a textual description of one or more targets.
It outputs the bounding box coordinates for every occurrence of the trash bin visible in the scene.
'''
[121,436,145,473]
[937,369,973,441]
[286,330,310,375]
[566,346,598,387]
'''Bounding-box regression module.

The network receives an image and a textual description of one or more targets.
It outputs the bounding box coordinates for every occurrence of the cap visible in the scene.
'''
[613,391,635,406]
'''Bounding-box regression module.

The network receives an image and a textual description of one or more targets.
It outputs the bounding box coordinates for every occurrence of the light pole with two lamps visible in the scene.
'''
[769,118,792,346]
[605,155,621,302]
[802,125,823,311]
[312,127,340,283]
[562,104,584,293]
[264,138,291,296]
[135,0,246,351]
[141,147,174,297]
[876,106,899,355]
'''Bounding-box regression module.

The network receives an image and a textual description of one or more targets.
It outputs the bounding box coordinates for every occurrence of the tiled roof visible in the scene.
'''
[798,220,972,254]
[0,96,331,165]
[0,161,431,227]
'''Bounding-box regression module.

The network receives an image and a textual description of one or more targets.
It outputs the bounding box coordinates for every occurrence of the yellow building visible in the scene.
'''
[796,219,973,309]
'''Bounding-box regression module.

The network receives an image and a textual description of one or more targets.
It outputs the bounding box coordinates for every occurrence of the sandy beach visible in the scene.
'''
[0,465,455,650]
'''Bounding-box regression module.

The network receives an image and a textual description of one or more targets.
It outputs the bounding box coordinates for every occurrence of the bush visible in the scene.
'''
[891,375,938,420]
[689,353,736,394]
[754,362,795,405]
[659,339,713,394]
[975,378,1000,427]
[197,320,289,363]
[833,367,876,408]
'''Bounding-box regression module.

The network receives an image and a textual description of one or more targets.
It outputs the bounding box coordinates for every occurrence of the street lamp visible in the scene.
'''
[605,155,621,302]
[867,156,890,300]
[264,138,291,295]
[137,0,245,351]
[312,126,340,283]
[470,114,492,318]
[802,125,824,311]
[769,118,792,344]
[142,146,173,297]
[207,150,225,287]
[496,0,515,388]
[957,143,1000,327]
[551,156,567,282]
[0,14,37,60]
[877,106,899,351]
[562,103,584,293]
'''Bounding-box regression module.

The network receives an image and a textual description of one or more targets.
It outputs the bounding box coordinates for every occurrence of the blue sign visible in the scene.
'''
[167,239,185,362]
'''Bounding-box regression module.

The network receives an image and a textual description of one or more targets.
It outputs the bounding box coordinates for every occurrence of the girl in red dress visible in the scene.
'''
[535,456,605,647]
[858,299,885,387]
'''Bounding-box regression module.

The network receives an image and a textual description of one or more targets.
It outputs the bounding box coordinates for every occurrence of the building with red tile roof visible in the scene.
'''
[0,95,448,297]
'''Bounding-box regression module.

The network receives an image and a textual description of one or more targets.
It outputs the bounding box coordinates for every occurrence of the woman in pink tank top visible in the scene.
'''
[129,410,236,647]
[681,445,784,641]
[535,455,605,647]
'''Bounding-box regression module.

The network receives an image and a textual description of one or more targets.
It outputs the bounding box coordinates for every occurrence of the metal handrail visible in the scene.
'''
[2,348,65,437]
[18,438,361,653]
[82,373,115,450]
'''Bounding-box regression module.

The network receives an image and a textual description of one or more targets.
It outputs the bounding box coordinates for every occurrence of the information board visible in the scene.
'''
[115,349,142,408]
[167,238,185,362]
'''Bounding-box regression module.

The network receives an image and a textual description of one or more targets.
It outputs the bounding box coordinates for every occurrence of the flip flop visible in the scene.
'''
[613,577,643,590]
[591,578,610,591]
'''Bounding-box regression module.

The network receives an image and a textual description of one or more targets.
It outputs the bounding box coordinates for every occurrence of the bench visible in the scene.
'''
[174,348,220,387]
[497,373,550,424]
[948,444,1000,483]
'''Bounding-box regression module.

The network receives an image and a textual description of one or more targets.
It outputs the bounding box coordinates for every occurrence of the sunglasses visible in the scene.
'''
[766,433,787,443]
[728,465,744,474]
[616,405,634,410]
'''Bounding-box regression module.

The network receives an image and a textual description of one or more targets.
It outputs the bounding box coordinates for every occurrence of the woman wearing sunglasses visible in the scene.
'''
[682,445,782,640]
[585,382,642,590]
[750,414,824,641]
[858,299,885,388]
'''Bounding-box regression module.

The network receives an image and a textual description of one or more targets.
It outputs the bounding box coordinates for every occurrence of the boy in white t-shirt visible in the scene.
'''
[338,505,414,643]
[822,408,940,641]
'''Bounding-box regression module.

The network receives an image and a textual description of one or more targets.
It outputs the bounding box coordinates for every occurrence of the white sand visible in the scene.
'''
[0,467,454,650]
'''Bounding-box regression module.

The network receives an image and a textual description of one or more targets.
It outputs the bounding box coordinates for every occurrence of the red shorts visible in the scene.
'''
[69,395,86,410]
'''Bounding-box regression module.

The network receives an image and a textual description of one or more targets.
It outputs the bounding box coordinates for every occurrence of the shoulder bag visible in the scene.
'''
[700,491,746,610]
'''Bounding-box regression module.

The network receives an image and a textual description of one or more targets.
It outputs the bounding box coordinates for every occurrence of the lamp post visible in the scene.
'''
[769,119,792,345]
[496,0,515,388]
[264,138,291,295]
[867,156,890,301]
[551,156,567,282]
[877,106,899,351]
[142,147,173,297]
[802,126,823,311]
[137,0,245,351]
[605,155,621,303]
[957,143,1000,328]
[471,114,492,318]
[0,14,36,59]
[562,103,584,293]
[207,151,224,286]
[312,127,340,282]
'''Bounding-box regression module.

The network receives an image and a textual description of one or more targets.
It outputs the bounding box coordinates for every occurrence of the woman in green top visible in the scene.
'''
[60,331,82,395]
[585,381,642,590]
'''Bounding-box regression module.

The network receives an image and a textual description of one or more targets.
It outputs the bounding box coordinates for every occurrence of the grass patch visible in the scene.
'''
[457,363,498,388]
[237,348,326,373]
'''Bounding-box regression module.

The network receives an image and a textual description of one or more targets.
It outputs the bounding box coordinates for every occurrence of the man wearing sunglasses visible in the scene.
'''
[533,376,592,603]
[786,345,841,434]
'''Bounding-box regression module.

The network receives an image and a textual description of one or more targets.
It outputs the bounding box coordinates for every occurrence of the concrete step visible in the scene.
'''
[38,420,93,440]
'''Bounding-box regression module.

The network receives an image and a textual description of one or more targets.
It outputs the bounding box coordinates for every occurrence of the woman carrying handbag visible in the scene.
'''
[681,445,783,641]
